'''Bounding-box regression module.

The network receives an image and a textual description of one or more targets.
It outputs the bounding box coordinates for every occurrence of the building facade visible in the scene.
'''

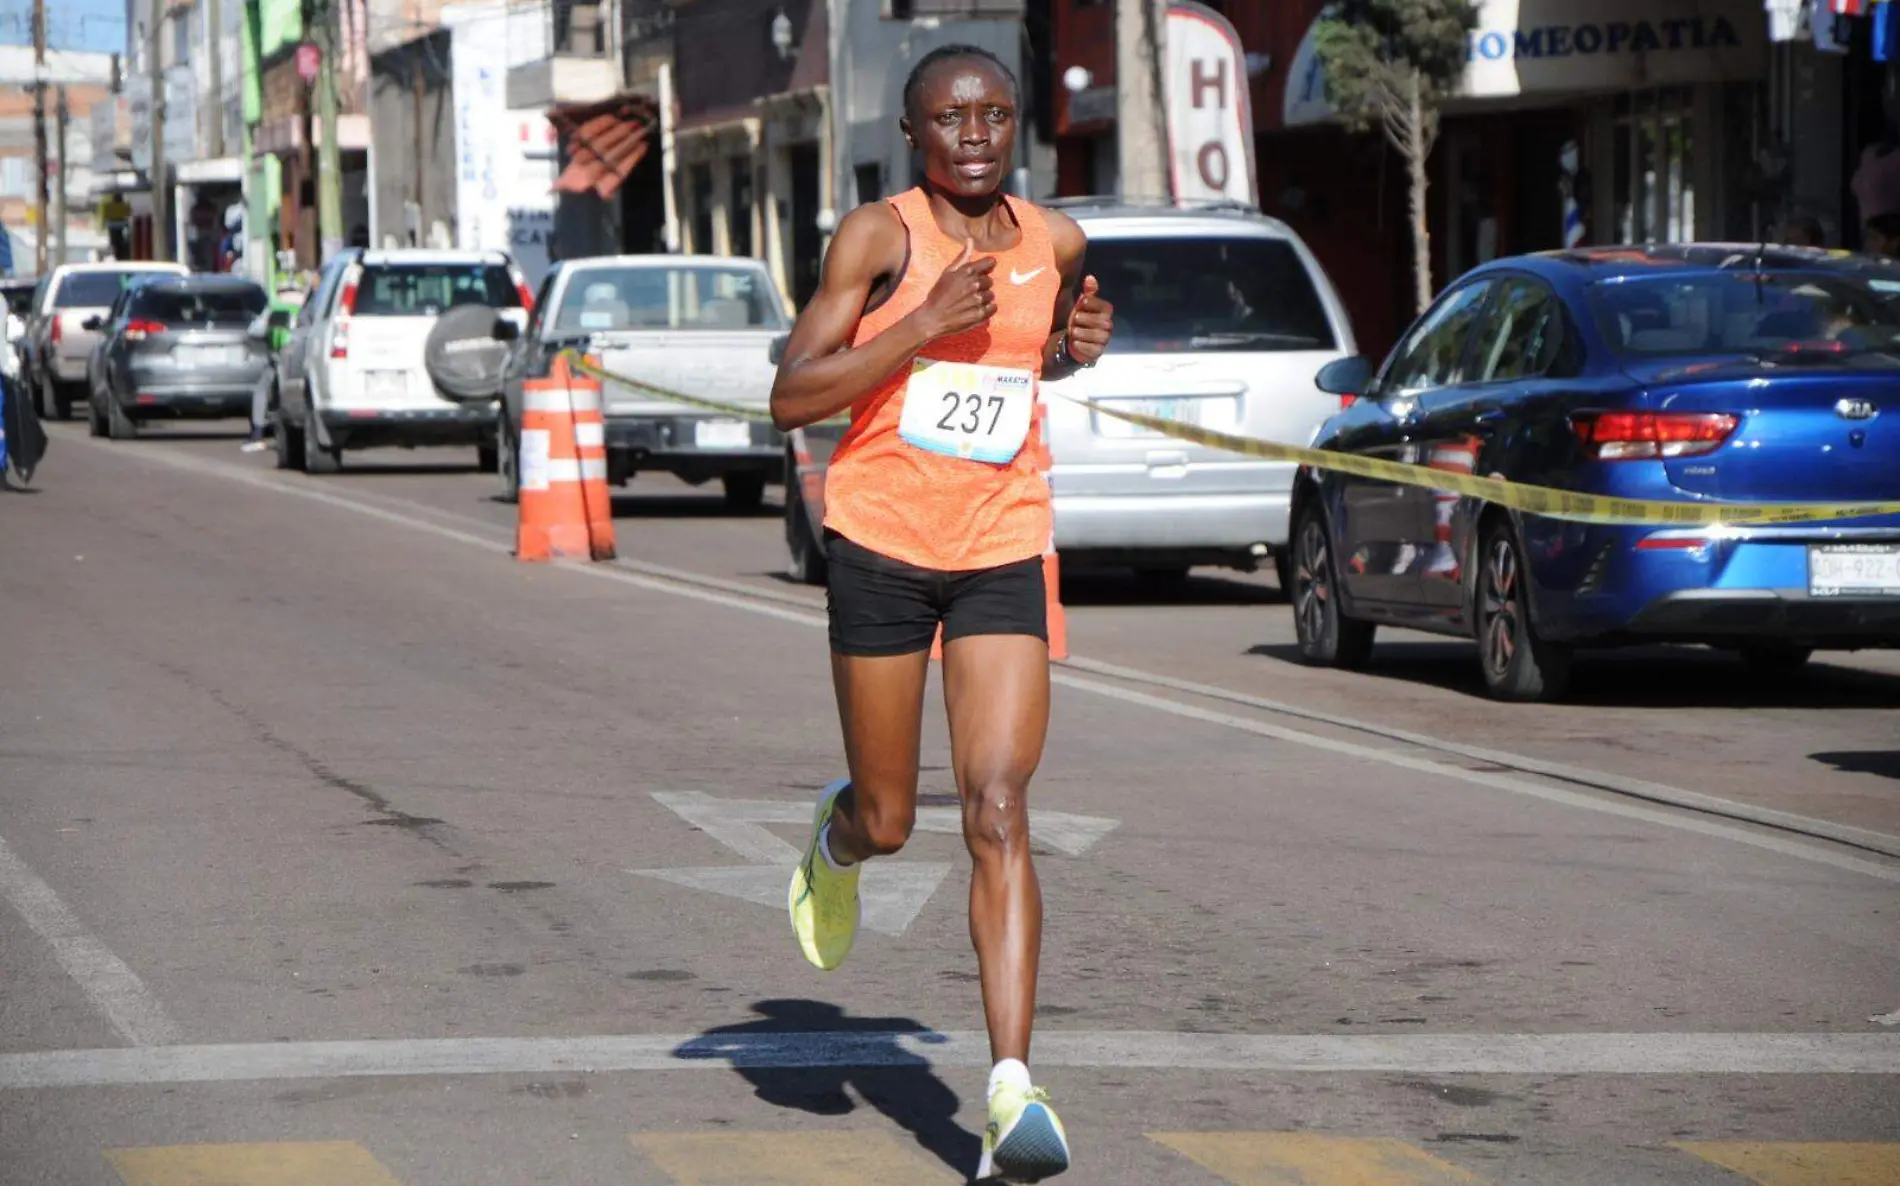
[1054,0,1877,359]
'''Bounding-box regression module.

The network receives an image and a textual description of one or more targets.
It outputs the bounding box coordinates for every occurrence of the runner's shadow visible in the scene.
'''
[674,999,980,1178]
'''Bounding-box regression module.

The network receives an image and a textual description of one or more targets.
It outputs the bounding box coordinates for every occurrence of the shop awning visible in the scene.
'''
[549,93,657,200]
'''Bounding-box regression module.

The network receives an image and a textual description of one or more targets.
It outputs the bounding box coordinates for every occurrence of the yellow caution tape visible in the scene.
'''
[563,350,1900,528]
[563,351,850,427]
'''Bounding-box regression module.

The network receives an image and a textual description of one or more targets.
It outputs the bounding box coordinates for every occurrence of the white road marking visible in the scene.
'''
[632,792,1120,935]
[3,1031,1896,1090]
[0,833,183,1048]
[1871,1009,1900,1027]
[640,863,953,936]
[69,433,1900,887]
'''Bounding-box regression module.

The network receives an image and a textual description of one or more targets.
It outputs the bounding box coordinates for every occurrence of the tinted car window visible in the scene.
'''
[54,270,152,308]
[1383,280,1494,392]
[1588,272,1900,358]
[552,265,786,333]
[1471,279,1563,383]
[353,263,520,316]
[131,285,267,324]
[1082,237,1336,352]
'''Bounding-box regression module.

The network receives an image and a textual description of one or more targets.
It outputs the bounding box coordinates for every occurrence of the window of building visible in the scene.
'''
[729,157,754,257]
[854,162,882,205]
[689,163,714,255]
[1613,88,1696,244]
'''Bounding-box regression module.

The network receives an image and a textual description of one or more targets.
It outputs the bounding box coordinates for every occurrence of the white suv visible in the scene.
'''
[271,248,531,473]
[784,199,1356,588]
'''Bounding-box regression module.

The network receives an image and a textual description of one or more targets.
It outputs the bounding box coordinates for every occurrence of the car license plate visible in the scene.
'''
[1808,544,1900,597]
[176,345,238,367]
[695,418,751,450]
[1093,396,1236,439]
[365,371,408,401]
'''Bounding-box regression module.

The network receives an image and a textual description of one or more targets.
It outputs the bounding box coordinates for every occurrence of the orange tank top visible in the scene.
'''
[821,187,1061,572]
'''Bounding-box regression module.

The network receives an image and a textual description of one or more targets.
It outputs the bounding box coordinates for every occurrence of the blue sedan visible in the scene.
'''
[1287,243,1900,702]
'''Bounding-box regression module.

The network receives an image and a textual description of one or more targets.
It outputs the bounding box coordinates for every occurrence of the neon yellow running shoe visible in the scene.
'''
[787,778,860,971]
[977,1081,1071,1182]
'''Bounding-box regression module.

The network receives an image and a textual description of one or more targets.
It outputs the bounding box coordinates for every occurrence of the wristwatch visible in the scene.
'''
[1055,333,1095,369]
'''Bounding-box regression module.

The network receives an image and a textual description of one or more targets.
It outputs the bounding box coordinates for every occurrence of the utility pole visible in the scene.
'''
[1114,0,1171,202]
[151,9,169,261]
[206,0,224,159]
[32,0,48,273]
[412,48,425,245]
[314,0,344,260]
[54,85,69,265]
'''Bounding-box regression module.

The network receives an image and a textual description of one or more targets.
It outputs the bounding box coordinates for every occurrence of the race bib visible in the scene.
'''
[897,358,1035,464]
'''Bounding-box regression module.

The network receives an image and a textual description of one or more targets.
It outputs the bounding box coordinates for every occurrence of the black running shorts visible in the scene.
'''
[824,530,1048,657]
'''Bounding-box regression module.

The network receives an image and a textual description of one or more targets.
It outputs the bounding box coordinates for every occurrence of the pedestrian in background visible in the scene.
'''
[243,281,304,453]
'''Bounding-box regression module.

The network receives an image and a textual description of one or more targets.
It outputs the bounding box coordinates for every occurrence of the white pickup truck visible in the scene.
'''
[496,254,790,508]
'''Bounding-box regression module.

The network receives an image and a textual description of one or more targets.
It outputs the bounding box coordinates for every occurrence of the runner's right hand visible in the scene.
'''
[913,239,996,340]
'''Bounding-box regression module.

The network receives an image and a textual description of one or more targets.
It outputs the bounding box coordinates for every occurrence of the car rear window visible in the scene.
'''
[1083,236,1337,353]
[132,285,267,324]
[54,270,157,308]
[1588,272,1900,360]
[351,263,520,316]
[552,265,787,332]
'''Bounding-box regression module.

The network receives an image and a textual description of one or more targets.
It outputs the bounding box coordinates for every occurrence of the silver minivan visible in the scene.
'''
[782,199,1356,589]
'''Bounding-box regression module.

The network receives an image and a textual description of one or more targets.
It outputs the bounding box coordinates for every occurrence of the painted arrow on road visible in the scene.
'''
[631,791,1120,936]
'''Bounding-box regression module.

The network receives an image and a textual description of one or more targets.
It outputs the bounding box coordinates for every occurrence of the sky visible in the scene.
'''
[0,0,128,57]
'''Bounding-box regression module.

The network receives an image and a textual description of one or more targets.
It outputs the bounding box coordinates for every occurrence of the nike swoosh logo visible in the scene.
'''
[1009,267,1045,285]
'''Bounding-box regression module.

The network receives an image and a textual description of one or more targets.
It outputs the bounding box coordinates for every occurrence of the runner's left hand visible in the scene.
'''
[1066,276,1113,365]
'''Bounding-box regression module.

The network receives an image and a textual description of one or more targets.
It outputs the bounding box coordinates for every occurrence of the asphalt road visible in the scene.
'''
[2,423,1897,1186]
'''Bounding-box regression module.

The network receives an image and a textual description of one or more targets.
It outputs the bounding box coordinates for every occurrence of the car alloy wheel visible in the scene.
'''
[1476,522,1571,702]
[1292,504,1374,669]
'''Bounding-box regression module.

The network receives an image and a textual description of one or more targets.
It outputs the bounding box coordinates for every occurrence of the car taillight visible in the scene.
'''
[332,268,360,359]
[515,280,534,311]
[1339,394,1358,409]
[50,317,61,343]
[125,319,166,341]
[1571,411,1739,461]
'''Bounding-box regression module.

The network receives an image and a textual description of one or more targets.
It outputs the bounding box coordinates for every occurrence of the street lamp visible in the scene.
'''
[772,10,795,59]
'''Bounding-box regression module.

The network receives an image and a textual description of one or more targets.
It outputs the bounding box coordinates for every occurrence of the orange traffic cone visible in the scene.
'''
[515,354,617,562]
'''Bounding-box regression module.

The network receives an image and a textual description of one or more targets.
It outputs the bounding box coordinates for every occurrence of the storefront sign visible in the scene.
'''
[1285,0,1768,127]
[1164,1,1258,207]
[445,1,557,286]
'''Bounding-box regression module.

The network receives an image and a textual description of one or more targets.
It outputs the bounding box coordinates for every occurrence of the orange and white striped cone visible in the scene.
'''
[569,358,616,560]
[515,354,617,562]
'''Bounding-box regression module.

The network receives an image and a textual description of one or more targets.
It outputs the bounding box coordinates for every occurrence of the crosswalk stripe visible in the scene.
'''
[104,1141,404,1186]
[1150,1132,1491,1185]
[1674,1141,1900,1185]
[631,1131,961,1185]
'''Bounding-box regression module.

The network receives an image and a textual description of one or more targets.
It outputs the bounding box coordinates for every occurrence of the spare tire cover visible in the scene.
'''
[424,304,512,401]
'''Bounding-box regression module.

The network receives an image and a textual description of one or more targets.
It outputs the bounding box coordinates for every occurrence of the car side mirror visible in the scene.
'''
[493,318,521,342]
[768,333,790,366]
[81,315,103,331]
[1315,355,1374,398]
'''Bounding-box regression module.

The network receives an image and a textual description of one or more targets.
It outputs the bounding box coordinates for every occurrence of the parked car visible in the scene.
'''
[782,198,1356,586]
[271,247,531,474]
[1290,243,1900,702]
[84,275,271,440]
[24,261,189,420]
[496,254,789,507]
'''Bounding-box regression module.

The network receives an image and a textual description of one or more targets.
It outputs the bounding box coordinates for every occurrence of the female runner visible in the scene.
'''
[771,42,1114,1184]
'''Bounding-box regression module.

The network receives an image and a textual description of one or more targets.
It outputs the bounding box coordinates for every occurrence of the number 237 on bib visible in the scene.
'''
[897,358,1037,465]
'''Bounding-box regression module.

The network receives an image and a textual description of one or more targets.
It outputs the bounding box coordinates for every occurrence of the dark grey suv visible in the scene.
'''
[85,276,271,440]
